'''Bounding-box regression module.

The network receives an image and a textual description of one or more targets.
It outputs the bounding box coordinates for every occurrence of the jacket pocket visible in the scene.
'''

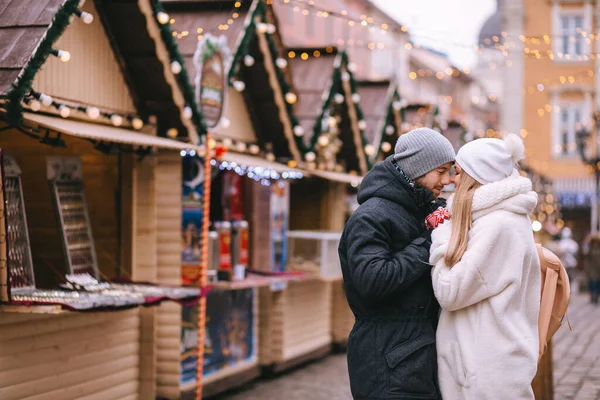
[386,334,438,398]
[438,341,472,388]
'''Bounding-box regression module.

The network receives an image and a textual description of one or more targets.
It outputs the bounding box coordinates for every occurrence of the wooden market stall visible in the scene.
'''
[0,1,207,399]
[161,0,321,396]
[283,49,379,352]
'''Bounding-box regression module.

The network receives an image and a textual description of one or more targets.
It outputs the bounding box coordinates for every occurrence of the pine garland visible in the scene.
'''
[150,0,207,139]
[310,51,372,170]
[226,0,308,153]
[373,88,404,162]
[6,0,81,127]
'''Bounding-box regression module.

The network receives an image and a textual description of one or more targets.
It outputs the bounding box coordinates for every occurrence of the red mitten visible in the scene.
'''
[425,207,450,230]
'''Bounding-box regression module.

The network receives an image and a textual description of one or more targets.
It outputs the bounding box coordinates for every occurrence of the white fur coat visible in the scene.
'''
[430,171,541,400]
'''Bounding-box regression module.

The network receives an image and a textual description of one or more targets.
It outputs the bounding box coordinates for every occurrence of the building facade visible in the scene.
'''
[503,0,598,234]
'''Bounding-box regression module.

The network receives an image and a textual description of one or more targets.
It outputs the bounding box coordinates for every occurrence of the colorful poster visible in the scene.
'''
[180,155,205,388]
[270,181,290,271]
[180,304,199,387]
[203,288,255,376]
[182,156,204,285]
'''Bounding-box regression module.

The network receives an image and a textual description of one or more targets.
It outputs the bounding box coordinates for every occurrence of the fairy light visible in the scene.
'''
[157,12,170,24]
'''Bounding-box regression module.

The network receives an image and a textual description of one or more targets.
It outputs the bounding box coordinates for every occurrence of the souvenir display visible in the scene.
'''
[0,155,202,310]
[287,231,342,279]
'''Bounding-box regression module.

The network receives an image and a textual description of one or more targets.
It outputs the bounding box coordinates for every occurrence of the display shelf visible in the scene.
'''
[287,231,342,279]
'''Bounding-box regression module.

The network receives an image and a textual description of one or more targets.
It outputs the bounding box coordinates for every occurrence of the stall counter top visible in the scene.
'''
[210,272,309,291]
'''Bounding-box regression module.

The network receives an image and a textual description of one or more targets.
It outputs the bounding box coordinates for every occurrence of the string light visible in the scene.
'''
[167,128,178,138]
[220,117,231,129]
[351,93,361,103]
[38,93,53,107]
[157,12,170,25]
[183,106,193,120]
[51,49,71,62]
[29,99,41,112]
[171,61,182,74]
[110,114,123,127]
[293,125,305,136]
[334,94,345,104]
[58,105,70,118]
[75,10,94,24]
[381,142,392,153]
[244,55,255,67]
[285,92,298,104]
[275,58,288,69]
[208,158,303,182]
[233,80,246,92]
[132,118,144,130]
[86,107,100,119]
[249,144,260,154]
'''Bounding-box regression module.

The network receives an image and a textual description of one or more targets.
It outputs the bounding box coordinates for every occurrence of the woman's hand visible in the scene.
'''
[426,207,450,230]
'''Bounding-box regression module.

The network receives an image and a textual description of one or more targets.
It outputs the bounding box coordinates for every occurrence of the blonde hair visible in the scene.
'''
[444,172,482,267]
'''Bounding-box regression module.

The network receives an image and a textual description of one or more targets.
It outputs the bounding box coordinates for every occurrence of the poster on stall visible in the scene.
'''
[203,288,255,376]
[180,304,199,387]
[270,181,290,271]
[181,156,204,285]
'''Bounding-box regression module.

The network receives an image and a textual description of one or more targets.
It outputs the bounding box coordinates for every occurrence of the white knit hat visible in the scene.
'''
[456,134,525,185]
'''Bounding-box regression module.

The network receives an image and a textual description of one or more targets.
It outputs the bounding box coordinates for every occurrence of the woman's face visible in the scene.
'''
[451,163,463,187]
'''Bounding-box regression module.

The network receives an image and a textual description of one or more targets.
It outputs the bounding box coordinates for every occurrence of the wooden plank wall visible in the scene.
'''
[154,151,183,399]
[0,309,141,400]
[32,0,136,114]
[261,280,332,364]
[129,155,158,399]
[331,280,353,344]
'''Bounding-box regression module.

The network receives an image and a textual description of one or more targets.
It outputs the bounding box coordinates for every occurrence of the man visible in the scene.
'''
[339,128,455,399]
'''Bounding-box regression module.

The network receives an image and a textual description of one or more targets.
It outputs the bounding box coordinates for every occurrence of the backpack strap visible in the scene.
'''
[536,244,559,359]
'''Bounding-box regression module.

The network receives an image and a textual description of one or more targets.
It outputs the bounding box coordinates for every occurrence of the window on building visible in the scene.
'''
[560,14,584,56]
[556,103,585,156]
[553,5,591,59]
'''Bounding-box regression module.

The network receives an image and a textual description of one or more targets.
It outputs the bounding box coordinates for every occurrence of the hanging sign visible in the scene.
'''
[193,34,231,128]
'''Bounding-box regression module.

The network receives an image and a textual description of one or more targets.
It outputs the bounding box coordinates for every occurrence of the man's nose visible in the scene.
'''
[442,173,451,185]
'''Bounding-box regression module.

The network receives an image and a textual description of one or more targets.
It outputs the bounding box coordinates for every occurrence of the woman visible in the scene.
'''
[430,134,540,400]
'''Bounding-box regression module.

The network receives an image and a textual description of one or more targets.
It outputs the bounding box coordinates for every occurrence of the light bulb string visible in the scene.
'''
[24,91,146,128]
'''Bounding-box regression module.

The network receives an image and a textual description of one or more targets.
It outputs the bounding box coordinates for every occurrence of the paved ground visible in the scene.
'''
[217,290,600,400]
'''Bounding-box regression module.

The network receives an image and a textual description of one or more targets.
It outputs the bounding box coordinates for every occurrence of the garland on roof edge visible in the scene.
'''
[311,51,372,170]
[374,88,405,163]
[6,0,81,127]
[226,0,308,154]
[150,0,207,139]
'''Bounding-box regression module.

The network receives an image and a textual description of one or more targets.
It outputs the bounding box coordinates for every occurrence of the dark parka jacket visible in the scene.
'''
[339,156,442,400]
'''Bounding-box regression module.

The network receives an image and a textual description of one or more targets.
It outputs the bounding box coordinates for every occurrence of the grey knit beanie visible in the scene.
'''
[393,128,455,180]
